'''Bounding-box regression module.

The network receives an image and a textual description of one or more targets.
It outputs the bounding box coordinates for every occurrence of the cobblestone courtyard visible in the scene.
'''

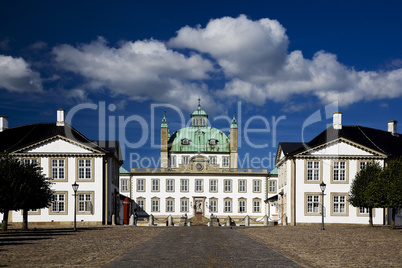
[0,225,401,267]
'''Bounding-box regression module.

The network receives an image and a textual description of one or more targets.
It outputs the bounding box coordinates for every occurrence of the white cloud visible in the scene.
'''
[169,15,289,81]
[49,15,402,110]
[0,55,43,92]
[52,37,222,112]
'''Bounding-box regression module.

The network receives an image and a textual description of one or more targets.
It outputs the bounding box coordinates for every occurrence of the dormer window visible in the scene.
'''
[209,139,218,146]
[181,138,191,145]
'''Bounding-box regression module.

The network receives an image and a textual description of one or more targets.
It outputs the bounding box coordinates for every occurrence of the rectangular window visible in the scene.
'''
[224,199,232,213]
[166,179,174,192]
[210,180,217,192]
[181,199,188,212]
[253,180,261,192]
[359,161,371,171]
[307,161,320,181]
[209,200,217,212]
[239,200,246,213]
[52,159,65,180]
[239,180,246,192]
[195,179,203,192]
[359,207,369,214]
[169,156,176,167]
[152,199,159,212]
[180,179,188,192]
[121,179,129,192]
[24,158,38,166]
[78,159,91,180]
[166,199,174,212]
[253,199,261,213]
[51,194,65,213]
[333,195,346,214]
[222,156,229,167]
[78,193,92,213]
[268,180,276,193]
[137,199,144,212]
[182,156,189,165]
[137,179,145,192]
[224,180,232,192]
[210,156,217,165]
[152,179,159,192]
[307,195,320,213]
[333,161,346,181]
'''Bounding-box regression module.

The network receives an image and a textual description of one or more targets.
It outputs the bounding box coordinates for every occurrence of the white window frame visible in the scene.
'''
[152,179,159,192]
[137,179,145,192]
[166,179,174,192]
[307,195,320,214]
[253,180,261,193]
[224,199,232,213]
[209,199,217,213]
[51,159,66,180]
[78,193,93,214]
[195,179,203,192]
[210,156,217,165]
[238,199,246,213]
[307,161,320,181]
[166,199,174,212]
[180,199,188,212]
[151,198,160,212]
[51,193,66,213]
[210,179,217,192]
[78,159,92,180]
[121,179,129,192]
[180,179,188,192]
[182,156,189,165]
[224,179,232,193]
[333,161,346,181]
[239,180,246,193]
[222,156,229,167]
[253,199,261,213]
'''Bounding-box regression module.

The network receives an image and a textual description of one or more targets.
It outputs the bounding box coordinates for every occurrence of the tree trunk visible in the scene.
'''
[391,208,396,229]
[22,209,28,230]
[1,209,9,232]
[368,207,373,227]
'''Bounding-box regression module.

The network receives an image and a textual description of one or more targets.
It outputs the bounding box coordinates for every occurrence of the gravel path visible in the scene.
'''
[105,226,299,267]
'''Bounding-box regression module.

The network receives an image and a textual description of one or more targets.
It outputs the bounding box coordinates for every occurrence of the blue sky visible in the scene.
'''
[1,0,401,170]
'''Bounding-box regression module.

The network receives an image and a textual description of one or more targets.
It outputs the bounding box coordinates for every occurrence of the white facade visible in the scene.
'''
[1,110,123,226]
[275,112,398,226]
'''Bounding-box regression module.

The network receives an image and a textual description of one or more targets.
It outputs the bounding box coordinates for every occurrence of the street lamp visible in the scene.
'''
[72,182,79,231]
[320,181,326,230]
[279,191,284,226]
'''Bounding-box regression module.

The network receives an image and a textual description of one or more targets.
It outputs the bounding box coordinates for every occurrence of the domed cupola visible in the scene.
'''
[191,99,208,127]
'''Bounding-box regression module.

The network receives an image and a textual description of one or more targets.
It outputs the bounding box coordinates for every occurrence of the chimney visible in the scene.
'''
[0,116,9,132]
[388,120,397,136]
[333,112,342,130]
[56,109,65,126]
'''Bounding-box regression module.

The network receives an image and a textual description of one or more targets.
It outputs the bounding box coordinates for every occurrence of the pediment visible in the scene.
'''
[298,139,385,157]
[17,136,101,154]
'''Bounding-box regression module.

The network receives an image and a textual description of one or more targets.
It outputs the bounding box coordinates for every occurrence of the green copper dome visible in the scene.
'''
[191,105,208,117]
[169,126,229,152]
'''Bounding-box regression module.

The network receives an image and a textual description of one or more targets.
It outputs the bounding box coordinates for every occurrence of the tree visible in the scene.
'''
[0,155,53,231]
[349,162,382,226]
[367,159,402,229]
[19,163,53,230]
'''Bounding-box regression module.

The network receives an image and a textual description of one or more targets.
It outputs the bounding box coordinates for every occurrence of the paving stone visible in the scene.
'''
[105,227,299,268]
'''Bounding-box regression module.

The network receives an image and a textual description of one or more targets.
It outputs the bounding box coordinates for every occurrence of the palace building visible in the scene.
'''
[275,112,402,226]
[120,103,269,225]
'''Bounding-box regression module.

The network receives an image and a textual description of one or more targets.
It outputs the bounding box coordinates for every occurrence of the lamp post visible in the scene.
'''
[320,182,326,230]
[279,191,284,226]
[72,182,79,231]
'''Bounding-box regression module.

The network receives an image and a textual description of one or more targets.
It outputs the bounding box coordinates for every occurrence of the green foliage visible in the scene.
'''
[367,159,402,209]
[0,154,53,220]
[349,162,382,208]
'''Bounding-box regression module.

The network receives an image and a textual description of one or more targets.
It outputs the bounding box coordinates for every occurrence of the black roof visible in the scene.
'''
[279,125,402,158]
[0,123,108,154]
